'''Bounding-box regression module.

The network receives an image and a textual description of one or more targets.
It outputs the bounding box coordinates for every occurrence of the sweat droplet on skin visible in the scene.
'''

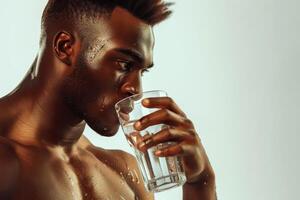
[63,170,76,199]
[119,172,126,185]
[86,38,106,63]
[119,172,125,180]
[120,195,127,200]
[126,171,133,182]
[133,170,140,184]
[125,169,140,183]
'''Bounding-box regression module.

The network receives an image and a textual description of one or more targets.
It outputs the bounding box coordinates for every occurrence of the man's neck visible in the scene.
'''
[0,59,86,148]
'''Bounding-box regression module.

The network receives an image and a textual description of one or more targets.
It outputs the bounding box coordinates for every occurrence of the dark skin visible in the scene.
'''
[0,6,215,200]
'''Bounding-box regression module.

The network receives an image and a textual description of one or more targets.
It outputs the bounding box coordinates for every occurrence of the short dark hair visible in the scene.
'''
[41,0,173,38]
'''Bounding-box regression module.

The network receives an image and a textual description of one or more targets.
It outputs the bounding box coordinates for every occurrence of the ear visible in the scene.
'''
[53,31,75,66]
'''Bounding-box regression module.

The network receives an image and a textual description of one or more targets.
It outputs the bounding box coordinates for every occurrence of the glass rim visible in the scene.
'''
[114,90,167,109]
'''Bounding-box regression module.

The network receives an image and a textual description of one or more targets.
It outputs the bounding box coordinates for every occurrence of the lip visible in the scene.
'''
[119,111,130,121]
[115,98,134,113]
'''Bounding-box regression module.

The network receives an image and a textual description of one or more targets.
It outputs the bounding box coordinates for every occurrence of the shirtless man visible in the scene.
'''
[0,0,216,199]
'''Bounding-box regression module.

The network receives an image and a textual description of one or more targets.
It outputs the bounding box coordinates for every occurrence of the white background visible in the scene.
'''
[0,1,299,199]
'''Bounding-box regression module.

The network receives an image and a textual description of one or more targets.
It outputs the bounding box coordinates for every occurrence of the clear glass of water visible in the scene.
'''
[115,90,186,192]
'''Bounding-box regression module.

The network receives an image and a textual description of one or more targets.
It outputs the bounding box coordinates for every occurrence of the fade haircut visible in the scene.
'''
[41,0,173,42]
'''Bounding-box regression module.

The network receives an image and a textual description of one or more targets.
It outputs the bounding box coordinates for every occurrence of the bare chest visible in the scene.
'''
[12,149,136,200]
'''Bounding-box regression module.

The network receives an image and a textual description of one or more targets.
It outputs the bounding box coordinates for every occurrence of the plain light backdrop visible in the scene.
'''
[0,1,299,200]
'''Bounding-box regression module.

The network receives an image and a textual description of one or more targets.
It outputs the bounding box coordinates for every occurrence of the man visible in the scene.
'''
[0,0,216,199]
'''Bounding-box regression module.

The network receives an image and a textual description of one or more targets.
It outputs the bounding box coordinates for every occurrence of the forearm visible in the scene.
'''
[182,171,216,200]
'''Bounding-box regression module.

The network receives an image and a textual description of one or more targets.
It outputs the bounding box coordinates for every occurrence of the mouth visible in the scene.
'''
[115,98,134,116]
[119,111,130,121]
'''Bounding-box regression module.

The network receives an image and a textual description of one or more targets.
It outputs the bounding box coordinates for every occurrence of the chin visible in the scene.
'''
[83,104,122,137]
[100,124,120,137]
[86,119,121,137]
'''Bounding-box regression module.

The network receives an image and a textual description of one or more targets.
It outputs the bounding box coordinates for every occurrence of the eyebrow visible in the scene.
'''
[113,48,154,69]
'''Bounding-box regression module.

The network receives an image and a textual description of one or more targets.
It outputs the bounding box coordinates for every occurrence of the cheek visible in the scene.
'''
[99,74,126,108]
[74,58,127,109]
[81,69,116,94]
[115,72,126,87]
[95,74,127,114]
[89,62,122,89]
[96,96,116,116]
[83,73,123,111]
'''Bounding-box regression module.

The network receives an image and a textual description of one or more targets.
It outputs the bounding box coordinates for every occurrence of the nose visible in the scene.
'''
[120,73,142,97]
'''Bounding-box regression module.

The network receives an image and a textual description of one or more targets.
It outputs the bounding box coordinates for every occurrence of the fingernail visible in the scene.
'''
[155,150,162,156]
[143,137,152,146]
[142,98,150,106]
[134,121,141,130]
[138,142,146,149]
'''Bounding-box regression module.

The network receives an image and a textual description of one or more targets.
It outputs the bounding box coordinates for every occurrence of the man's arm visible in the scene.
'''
[183,168,216,200]
[0,137,20,199]
[182,144,217,200]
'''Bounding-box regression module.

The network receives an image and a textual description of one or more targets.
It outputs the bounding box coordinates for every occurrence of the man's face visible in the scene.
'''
[65,7,154,136]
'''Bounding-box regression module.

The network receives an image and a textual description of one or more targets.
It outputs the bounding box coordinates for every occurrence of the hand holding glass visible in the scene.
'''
[115,90,186,192]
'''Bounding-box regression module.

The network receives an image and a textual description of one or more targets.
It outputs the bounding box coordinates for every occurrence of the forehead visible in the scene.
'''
[89,7,154,63]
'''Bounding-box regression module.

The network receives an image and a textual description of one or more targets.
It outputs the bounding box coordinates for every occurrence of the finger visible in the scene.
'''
[142,97,187,117]
[154,143,192,157]
[126,131,144,148]
[134,109,194,131]
[137,128,194,152]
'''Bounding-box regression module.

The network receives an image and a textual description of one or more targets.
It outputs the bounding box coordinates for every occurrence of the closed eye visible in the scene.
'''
[116,60,133,72]
[116,59,152,76]
[141,63,153,76]
[141,68,150,76]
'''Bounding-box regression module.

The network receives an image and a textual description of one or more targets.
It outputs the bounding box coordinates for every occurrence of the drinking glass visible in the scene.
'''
[115,90,186,192]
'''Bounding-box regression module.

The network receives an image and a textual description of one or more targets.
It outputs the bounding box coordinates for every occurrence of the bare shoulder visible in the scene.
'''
[0,136,20,197]
[111,149,155,200]
[84,141,154,200]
